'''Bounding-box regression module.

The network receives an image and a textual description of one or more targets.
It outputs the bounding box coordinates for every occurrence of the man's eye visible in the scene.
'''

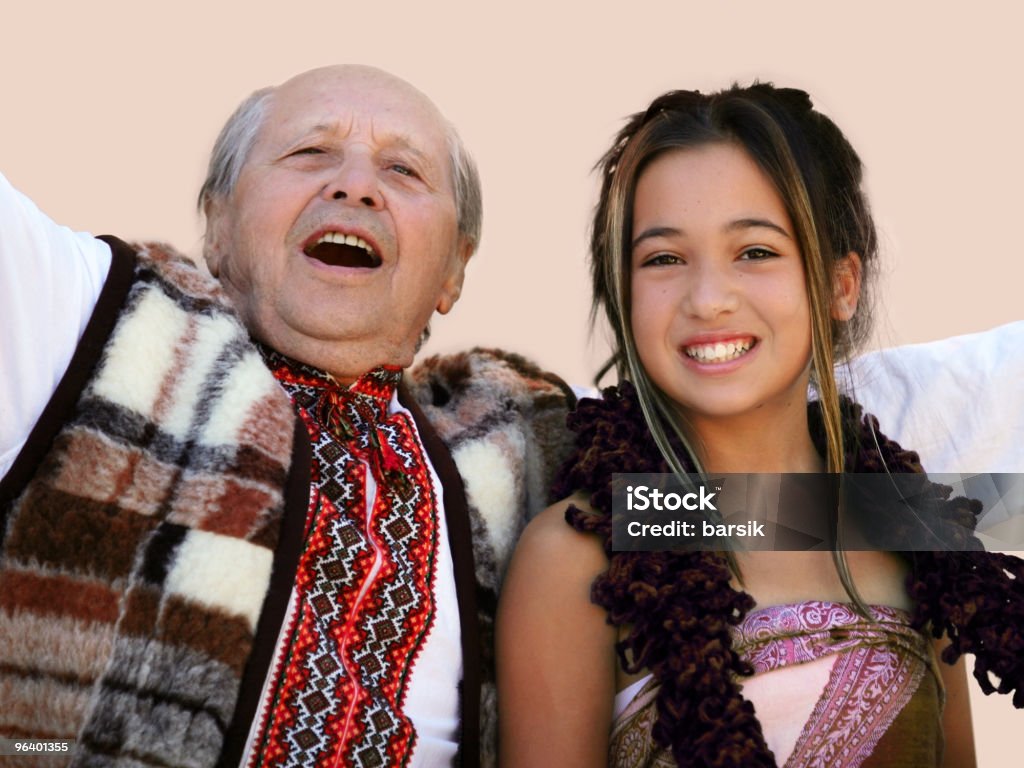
[740,247,779,261]
[390,163,418,178]
[291,147,325,156]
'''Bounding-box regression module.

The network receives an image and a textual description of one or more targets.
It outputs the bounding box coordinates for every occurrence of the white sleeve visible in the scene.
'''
[0,171,112,477]
[841,322,1024,473]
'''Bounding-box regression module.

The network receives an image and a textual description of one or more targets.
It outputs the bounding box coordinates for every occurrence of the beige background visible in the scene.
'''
[3,1,1020,762]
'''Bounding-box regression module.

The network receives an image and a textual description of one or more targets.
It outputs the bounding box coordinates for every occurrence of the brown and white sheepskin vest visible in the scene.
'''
[0,239,307,767]
[0,237,574,768]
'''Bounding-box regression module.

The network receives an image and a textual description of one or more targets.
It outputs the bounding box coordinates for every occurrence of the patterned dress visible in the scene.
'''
[610,601,943,767]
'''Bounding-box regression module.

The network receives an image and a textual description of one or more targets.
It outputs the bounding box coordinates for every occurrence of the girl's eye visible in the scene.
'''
[740,247,779,261]
[641,253,682,267]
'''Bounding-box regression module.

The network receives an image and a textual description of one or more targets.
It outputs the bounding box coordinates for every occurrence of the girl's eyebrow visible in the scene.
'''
[632,226,681,250]
[631,218,791,251]
[726,217,792,239]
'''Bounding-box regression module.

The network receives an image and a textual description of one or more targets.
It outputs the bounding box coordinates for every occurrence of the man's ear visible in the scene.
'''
[831,252,862,321]
[202,195,229,278]
[436,238,475,315]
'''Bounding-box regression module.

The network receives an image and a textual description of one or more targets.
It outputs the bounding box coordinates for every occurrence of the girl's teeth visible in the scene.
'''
[686,340,753,363]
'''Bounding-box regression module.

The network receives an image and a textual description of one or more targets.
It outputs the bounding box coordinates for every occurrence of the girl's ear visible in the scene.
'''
[831,252,862,321]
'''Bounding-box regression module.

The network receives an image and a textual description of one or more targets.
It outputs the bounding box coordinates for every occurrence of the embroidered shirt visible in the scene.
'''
[242,352,460,767]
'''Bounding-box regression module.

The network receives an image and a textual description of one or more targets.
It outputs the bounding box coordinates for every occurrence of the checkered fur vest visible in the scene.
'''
[0,239,573,767]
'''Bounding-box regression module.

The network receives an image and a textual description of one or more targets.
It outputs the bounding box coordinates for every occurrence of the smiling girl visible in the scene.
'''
[497,85,1023,767]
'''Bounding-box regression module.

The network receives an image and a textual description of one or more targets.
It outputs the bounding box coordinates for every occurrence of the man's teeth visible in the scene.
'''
[685,339,754,363]
[315,232,375,256]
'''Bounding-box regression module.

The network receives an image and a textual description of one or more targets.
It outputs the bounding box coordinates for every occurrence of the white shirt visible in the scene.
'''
[842,323,1024,473]
[0,171,111,476]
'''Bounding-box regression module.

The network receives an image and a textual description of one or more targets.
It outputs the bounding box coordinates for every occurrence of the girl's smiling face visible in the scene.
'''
[630,142,813,428]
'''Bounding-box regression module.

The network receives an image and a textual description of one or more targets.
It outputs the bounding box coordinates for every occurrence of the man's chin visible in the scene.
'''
[257,320,418,380]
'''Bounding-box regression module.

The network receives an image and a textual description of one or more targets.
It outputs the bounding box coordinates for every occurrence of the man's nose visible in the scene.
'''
[323,154,382,209]
[684,263,739,319]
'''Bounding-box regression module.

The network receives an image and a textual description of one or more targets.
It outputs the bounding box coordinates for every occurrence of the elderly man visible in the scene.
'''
[0,66,571,767]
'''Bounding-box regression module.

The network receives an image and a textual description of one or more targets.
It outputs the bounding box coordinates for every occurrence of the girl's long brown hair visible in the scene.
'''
[590,83,879,598]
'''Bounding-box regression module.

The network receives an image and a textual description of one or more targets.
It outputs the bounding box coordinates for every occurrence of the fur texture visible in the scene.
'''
[1,241,574,768]
[0,244,296,766]
[405,348,576,767]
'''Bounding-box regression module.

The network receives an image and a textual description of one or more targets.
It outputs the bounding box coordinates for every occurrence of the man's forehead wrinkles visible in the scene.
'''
[292,114,435,150]
[289,115,440,167]
[366,112,443,160]
[383,134,436,167]
[291,113,355,141]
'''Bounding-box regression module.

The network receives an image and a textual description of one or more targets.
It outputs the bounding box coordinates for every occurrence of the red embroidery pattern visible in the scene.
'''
[250,354,439,767]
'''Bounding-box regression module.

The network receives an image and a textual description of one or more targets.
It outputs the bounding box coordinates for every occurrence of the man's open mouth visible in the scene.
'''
[304,232,382,268]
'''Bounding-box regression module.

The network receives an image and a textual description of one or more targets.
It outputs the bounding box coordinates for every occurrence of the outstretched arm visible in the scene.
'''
[0,171,111,476]
[497,495,618,767]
